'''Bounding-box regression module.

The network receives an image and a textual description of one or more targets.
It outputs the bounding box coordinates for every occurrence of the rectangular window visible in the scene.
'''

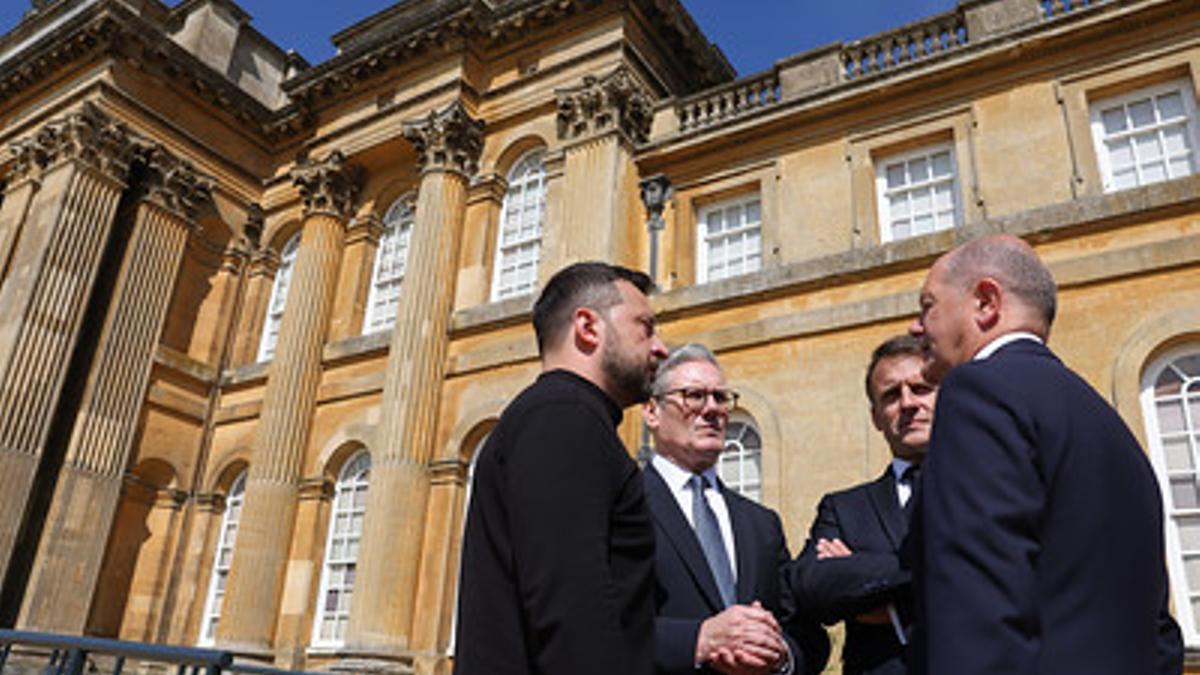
[875,143,961,243]
[697,194,762,283]
[1090,79,1199,193]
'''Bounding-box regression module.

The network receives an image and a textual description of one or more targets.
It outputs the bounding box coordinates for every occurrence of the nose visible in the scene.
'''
[908,317,924,337]
[899,384,919,409]
[650,334,669,360]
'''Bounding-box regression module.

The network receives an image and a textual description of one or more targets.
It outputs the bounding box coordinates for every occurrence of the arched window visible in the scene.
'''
[312,450,371,647]
[491,151,545,301]
[720,414,763,502]
[362,198,414,334]
[1142,347,1200,644]
[257,233,300,361]
[199,471,246,645]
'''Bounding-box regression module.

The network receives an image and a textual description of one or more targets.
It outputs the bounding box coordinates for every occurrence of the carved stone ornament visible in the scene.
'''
[137,142,215,222]
[290,150,363,220]
[639,174,673,232]
[10,102,136,183]
[402,101,484,176]
[556,65,654,145]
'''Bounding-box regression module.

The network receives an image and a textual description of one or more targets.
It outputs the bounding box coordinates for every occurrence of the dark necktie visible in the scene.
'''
[901,464,921,518]
[690,473,736,607]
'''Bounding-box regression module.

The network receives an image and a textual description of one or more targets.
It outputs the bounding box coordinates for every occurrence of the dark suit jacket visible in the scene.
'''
[454,370,655,675]
[910,339,1183,675]
[644,462,829,675]
[793,468,912,675]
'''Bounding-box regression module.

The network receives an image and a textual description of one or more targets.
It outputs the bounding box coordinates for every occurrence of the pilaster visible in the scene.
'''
[217,150,361,653]
[344,101,481,658]
[16,143,212,633]
[549,66,652,268]
[0,102,135,592]
[329,214,385,341]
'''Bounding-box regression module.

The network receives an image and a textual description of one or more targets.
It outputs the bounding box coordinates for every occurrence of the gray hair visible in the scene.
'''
[651,343,723,397]
[943,234,1057,331]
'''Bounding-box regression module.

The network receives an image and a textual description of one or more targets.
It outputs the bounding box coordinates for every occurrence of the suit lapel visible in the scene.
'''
[866,467,906,549]
[644,464,725,611]
[724,485,757,604]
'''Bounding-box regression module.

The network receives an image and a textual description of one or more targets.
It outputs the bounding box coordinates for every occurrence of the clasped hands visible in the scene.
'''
[696,601,789,675]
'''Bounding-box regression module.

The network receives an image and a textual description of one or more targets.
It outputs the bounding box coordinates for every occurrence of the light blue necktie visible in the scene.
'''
[690,473,736,607]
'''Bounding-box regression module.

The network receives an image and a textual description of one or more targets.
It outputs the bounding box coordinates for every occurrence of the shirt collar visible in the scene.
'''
[652,453,719,492]
[974,331,1043,361]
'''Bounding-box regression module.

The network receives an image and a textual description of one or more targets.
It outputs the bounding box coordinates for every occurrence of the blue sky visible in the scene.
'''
[1,1,956,76]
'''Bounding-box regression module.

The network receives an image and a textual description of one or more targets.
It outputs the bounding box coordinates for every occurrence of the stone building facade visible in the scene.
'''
[0,0,1196,672]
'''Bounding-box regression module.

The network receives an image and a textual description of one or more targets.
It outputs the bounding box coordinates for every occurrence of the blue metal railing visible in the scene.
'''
[0,629,323,675]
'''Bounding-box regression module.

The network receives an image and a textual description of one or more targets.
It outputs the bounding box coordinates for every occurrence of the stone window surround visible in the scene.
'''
[847,106,981,248]
[1088,77,1199,193]
[1056,50,1200,198]
[670,166,776,290]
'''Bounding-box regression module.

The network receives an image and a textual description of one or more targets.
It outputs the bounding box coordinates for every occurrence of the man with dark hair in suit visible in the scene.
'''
[642,343,829,675]
[792,334,935,674]
[907,233,1183,674]
[455,261,669,675]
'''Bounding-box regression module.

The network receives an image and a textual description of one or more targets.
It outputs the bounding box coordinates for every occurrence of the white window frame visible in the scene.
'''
[362,198,414,334]
[696,193,763,284]
[1141,345,1200,646]
[311,450,371,648]
[490,151,546,302]
[198,471,246,646]
[448,434,488,657]
[1090,78,1199,193]
[874,142,962,244]
[720,413,763,502]
[256,233,300,362]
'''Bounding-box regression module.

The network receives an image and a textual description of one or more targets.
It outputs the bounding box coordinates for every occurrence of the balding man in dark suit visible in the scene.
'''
[907,234,1183,675]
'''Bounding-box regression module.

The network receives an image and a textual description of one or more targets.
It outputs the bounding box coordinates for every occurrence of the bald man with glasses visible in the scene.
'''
[643,344,829,675]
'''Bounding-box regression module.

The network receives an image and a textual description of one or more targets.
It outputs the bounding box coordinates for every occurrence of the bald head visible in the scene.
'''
[940,234,1057,333]
[910,234,1058,378]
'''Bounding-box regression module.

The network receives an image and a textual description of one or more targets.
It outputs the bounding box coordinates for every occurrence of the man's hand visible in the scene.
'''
[815,537,852,559]
[815,538,892,625]
[697,601,788,675]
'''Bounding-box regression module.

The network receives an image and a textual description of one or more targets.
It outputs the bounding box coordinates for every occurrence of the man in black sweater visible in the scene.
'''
[454,261,669,675]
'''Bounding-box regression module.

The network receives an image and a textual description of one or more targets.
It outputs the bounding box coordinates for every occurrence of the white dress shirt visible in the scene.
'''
[890,457,917,508]
[974,331,1043,361]
[652,453,738,580]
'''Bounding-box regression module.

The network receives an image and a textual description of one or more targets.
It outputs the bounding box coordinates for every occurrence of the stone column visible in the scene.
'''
[0,103,135,590]
[16,144,212,633]
[217,151,361,654]
[344,101,482,657]
[550,65,653,269]
[0,142,42,281]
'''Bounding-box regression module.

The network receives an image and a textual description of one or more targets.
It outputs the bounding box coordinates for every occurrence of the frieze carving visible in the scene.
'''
[402,101,484,176]
[290,150,363,220]
[556,65,654,145]
[138,143,215,222]
[14,102,136,183]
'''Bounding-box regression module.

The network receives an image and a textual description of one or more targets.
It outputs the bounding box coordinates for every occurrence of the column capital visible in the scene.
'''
[291,150,363,221]
[402,101,484,177]
[556,65,654,146]
[137,143,215,223]
[27,101,136,183]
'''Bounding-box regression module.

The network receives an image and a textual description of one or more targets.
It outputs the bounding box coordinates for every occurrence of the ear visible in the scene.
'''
[572,306,603,353]
[973,277,1002,332]
[643,397,662,430]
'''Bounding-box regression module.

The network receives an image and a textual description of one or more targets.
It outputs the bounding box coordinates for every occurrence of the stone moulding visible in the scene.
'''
[555,64,654,145]
[290,150,364,220]
[401,100,484,176]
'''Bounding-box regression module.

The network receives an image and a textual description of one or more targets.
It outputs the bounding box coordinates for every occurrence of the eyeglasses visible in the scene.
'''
[657,387,740,412]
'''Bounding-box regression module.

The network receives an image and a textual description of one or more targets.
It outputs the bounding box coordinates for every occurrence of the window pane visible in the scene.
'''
[1172,476,1200,510]
[909,157,929,183]
[1108,139,1135,169]
[1159,92,1185,120]
[1101,106,1127,135]
[931,151,952,177]
[886,163,906,189]
[1129,99,1155,128]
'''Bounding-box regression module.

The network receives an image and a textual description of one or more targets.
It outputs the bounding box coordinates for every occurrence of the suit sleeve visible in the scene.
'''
[919,365,1044,674]
[505,402,634,674]
[1156,583,1184,675]
[792,495,908,623]
[654,616,704,674]
[775,512,831,675]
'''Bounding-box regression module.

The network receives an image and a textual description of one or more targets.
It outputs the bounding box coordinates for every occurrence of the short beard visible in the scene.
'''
[601,332,653,407]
